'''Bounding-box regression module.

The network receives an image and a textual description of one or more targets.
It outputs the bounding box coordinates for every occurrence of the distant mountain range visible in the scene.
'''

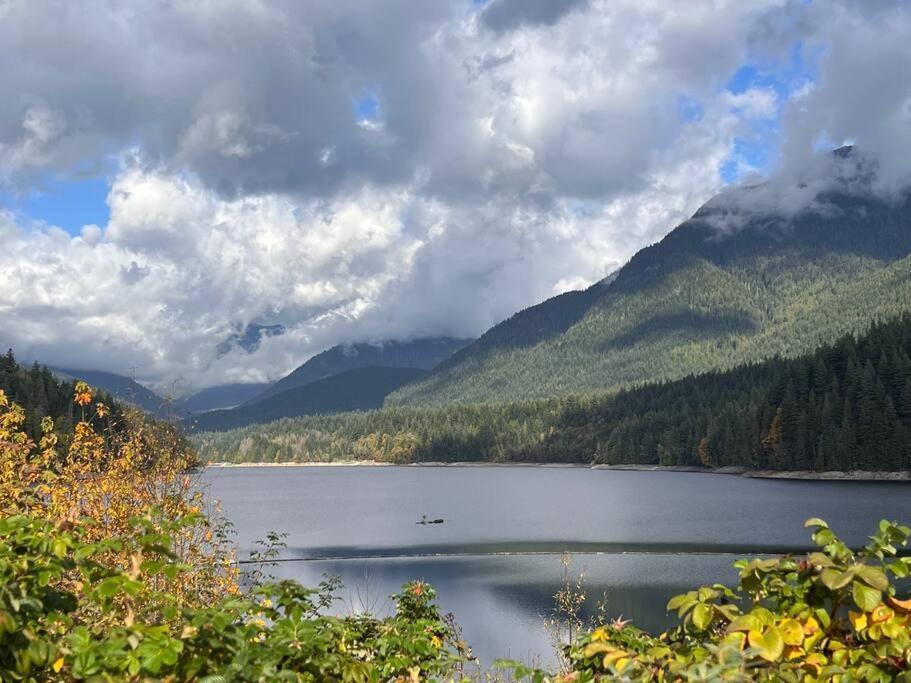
[48,337,471,427]
[389,152,911,407]
[174,383,272,414]
[184,336,471,431]
[51,367,167,415]
[189,366,428,432]
[243,337,473,405]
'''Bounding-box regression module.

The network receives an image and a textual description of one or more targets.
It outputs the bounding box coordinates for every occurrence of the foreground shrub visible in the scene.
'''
[0,385,238,612]
[1,385,468,681]
[505,518,911,682]
[0,512,466,681]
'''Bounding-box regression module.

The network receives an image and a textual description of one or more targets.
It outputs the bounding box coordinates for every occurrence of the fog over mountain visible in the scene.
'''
[1,0,909,389]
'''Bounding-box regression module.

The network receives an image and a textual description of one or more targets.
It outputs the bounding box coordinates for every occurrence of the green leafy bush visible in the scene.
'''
[0,512,467,682]
[505,518,911,682]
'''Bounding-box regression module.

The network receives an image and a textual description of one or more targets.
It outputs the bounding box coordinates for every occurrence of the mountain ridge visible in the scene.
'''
[51,367,166,415]
[176,383,273,414]
[388,179,911,407]
[245,336,473,406]
[191,366,428,433]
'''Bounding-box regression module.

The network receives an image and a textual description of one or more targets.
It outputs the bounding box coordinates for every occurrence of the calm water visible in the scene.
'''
[204,466,911,666]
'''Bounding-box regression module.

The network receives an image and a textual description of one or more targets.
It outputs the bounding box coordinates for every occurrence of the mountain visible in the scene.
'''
[389,159,911,407]
[176,383,272,414]
[196,314,911,472]
[190,366,428,433]
[51,367,166,415]
[245,337,472,406]
[435,273,617,373]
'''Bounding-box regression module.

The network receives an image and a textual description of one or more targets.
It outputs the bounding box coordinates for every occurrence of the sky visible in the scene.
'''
[1,0,909,393]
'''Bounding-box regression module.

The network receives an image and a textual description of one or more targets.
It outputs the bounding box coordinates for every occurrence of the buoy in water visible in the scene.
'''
[416,515,445,525]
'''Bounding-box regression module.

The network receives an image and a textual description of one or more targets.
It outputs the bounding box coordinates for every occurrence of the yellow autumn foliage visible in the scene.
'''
[0,384,238,615]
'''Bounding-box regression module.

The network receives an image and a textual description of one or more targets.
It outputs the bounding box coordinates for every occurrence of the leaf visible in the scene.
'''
[692,603,713,631]
[870,604,893,623]
[889,561,909,578]
[849,611,867,631]
[802,616,820,635]
[805,518,829,529]
[748,626,784,662]
[697,587,719,602]
[582,642,617,658]
[852,581,882,612]
[814,608,831,629]
[888,595,911,613]
[779,618,804,646]
[751,607,775,626]
[820,568,854,590]
[666,593,692,611]
[96,577,122,598]
[727,614,762,633]
[856,565,889,591]
[808,552,835,568]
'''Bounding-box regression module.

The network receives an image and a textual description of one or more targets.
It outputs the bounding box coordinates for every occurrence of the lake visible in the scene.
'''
[203,465,911,667]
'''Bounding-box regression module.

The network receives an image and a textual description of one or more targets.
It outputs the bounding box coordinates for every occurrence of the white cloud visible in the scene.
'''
[0,0,909,389]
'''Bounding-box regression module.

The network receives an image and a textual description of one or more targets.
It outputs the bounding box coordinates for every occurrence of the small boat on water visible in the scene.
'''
[416,514,444,525]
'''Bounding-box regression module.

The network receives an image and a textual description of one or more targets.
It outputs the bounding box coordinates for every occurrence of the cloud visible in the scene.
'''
[119,260,150,285]
[698,146,882,234]
[0,161,718,391]
[0,0,909,389]
[697,1,911,232]
[479,0,588,34]
[775,0,911,195]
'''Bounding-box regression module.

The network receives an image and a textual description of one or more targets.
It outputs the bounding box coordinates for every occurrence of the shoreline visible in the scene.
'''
[204,461,911,481]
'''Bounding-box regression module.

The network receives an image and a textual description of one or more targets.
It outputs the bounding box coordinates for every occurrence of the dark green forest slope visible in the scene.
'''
[197,315,911,471]
[390,184,911,407]
[1,350,124,443]
[189,366,428,433]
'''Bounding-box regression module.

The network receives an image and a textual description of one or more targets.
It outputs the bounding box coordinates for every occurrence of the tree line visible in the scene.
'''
[0,349,124,445]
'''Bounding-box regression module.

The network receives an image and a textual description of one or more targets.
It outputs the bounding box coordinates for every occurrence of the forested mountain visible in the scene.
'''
[176,383,272,414]
[190,366,428,433]
[1,350,124,443]
[245,337,472,405]
[51,367,165,415]
[435,273,616,372]
[197,315,911,471]
[390,161,911,407]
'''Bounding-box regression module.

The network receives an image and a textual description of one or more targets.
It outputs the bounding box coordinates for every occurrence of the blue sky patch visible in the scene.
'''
[353,90,380,122]
[1,174,111,235]
[720,41,822,182]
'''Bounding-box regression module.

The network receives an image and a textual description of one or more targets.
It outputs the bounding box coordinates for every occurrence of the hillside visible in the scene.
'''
[1,350,125,442]
[196,315,911,471]
[51,367,166,415]
[190,366,428,433]
[245,337,472,405]
[435,273,616,372]
[176,383,272,414]
[389,170,911,407]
